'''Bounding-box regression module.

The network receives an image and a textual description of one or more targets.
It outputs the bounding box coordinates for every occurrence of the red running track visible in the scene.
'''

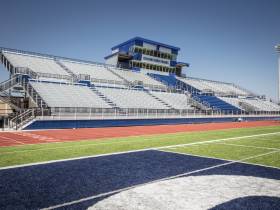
[0,120,279,147]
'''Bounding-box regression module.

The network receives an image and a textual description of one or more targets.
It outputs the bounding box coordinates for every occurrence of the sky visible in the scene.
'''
[0,0,279,100]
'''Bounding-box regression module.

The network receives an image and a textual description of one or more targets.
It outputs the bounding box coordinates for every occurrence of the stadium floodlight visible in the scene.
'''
[275,45,280,52]
[276,45,280,103]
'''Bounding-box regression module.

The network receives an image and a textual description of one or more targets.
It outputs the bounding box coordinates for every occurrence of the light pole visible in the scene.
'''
[275,45,280,103]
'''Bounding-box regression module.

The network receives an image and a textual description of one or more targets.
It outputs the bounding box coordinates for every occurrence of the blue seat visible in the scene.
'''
[194,95,241,113]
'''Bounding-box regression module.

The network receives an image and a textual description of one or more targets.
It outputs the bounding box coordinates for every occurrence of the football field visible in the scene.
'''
[0,124,280,209]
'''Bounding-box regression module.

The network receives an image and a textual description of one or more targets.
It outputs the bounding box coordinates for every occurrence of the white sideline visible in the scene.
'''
[1,131,280,170]
[41,150,279,210]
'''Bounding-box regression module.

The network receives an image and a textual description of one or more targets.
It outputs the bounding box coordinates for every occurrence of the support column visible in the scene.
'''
[275,45,280,103]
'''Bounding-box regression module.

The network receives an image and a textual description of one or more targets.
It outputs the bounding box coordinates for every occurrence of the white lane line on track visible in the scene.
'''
[0,125,278,149]
[14,132,57,142]
[0,136,25,145]
[1,131,280,170]
[2,129,280,156]
[40,150,279,210]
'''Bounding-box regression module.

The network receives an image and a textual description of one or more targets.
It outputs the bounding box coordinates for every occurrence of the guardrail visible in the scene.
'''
[32,107,280,121]
[9,108,51,130]
[0,75,22,93]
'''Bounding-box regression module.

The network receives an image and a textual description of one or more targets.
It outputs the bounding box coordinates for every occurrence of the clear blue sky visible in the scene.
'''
[0,0,279,99]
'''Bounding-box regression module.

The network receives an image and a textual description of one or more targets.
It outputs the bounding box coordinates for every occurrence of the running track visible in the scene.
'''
[0,121,279,147]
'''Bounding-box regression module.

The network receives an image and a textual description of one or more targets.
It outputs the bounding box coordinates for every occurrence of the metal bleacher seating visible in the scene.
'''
[60,60,124,83]
[179,77,248,95]
[97,87,169,109]
[195,95,241,112]
[239,98,280,111]
[110,68,166,88]
[30,81,111,108]
[219,96,280,112]
[2,49,280,115]
[3,52,70,77]
[151,91,193,109]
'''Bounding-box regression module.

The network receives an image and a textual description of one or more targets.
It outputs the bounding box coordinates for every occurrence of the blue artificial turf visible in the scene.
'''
[0,150,279,210]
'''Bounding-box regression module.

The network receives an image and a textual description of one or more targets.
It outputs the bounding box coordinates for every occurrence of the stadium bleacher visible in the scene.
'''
[151,91,193,110]
[109,68,166,89]
[96,87,169,109]
[194,95,241,112]
[3,52,70,77]
[1,47,280,130]
[30,81,111,108]
[61,60,124,83]
[219,96,280,112]
[179,77,249,95]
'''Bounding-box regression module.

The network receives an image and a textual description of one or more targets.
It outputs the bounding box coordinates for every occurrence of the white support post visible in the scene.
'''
[275,45,280,103]
[278,51,280,103]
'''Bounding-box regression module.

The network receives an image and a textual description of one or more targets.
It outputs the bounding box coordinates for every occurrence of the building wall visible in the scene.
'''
[24,116,280,130]
[159,46,171,54]
[0,100,12,116]
[140,68,170,75]
[143,42,157,50]
[141,54,170,67]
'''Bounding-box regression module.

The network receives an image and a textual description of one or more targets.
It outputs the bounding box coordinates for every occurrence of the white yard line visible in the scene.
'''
[214,142,280,151]
[41,150,279,210]
[156,131,280,150]
[160,149,280,170]
[1,131,280,170]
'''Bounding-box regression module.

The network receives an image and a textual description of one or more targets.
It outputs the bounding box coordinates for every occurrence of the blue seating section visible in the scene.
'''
[148,73,177,86]
[195,95,241,113]
[148,73,200,92]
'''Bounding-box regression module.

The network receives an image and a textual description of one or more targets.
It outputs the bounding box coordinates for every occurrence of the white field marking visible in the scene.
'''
[1,131,280,170]
[214,142,280,151]
[41,150,279,210]
[160,149,280,170]
[155,131,280,150]
[2,128,280,156]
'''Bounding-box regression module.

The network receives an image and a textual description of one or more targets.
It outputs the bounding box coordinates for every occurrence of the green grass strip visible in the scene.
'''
[163,133,280,168]
[0,126,280,168]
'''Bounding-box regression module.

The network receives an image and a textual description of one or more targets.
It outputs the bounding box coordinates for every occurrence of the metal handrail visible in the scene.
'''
[0,75,22,92]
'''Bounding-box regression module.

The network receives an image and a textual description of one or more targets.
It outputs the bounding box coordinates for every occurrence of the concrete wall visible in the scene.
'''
[23,116,280,130]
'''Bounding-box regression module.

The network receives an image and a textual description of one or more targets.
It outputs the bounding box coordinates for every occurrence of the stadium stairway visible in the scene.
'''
[147,73,177,88]
[0,75,24,111]
[145,91,174,109]
[105,66,130,85]
[54,60,78,82]
[193,94,241,113]
[26,82,48,108]
[239,100,260,112]
[90,86,119,109]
